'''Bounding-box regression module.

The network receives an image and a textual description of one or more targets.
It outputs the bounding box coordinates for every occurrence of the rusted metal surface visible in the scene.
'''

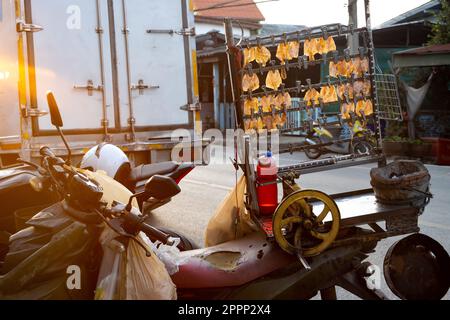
[384,234,450,300]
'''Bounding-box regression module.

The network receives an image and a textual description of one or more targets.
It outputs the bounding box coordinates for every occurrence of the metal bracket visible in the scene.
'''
[16,20,43,33]
[130,79,159,95]
[146,27,196,37]
[74,80,103,96]
[21,106,48,118]
[180,102,202,112]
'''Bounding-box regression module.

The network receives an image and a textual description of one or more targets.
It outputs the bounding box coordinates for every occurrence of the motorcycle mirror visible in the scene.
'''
[46,91,72,165]
[125,175,181,212]
[46,91,63,128]
[144,175,181,201]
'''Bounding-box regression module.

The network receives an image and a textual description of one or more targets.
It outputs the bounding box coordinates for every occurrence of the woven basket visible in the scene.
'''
[370,161,431,207]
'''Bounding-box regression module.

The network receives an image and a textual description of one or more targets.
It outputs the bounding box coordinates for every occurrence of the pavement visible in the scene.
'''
[149,141,450,300]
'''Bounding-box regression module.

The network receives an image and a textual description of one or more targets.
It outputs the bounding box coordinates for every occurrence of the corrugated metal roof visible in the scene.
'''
[394,44,450,56]
[193,0,265,22]
[379,0,440,28]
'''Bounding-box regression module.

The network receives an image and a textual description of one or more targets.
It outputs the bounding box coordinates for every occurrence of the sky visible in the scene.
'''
[256,0,431,27]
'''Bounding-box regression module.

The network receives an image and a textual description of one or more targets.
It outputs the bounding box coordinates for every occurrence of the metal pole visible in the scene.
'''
[96,0,109,140]
[121,0,136,141]
[364,0,383,150]
[224,18,244,130]
[348,0,359,54]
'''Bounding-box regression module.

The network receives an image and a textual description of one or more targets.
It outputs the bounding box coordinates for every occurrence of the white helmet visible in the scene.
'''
[80,143,131,179]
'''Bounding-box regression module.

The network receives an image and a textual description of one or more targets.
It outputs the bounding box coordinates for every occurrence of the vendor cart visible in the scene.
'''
[224,0,449,300]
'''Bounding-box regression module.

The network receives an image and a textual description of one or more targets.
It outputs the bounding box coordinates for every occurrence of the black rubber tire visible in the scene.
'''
[352,140,374,155]
[305,136,322,160]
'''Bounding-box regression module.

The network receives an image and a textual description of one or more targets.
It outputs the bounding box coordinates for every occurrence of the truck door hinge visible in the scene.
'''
[180,102,202,112]
[21,105,48,118]
[73,80,103,96]
[131,79,159,95]
[16,20,44,33]
[146,27,196,37]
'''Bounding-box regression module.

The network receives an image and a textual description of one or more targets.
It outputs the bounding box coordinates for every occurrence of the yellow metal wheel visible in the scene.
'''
[273,190,341,257]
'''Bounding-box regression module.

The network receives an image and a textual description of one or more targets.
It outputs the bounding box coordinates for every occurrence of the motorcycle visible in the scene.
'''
[304,112,376,160]
[0,120,194,243]
[0,92,389,300]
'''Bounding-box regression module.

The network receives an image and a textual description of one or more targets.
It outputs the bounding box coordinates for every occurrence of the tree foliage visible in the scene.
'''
[428,0,450,45]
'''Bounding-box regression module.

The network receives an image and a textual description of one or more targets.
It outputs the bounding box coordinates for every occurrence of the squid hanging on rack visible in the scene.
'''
[356,100,374,117]
[260,95,273,113]
[329,60,355,78]
[266,70,283,91]
[341,102,356,120]
[243,47,256,67]
[304,88,321,107]
[242,73,260,92]
[320,85,338,103]
[353,80,371,98]
[255,46,272,67]
[273,92,292,110]
[273,112,287,129]
[338,83,354,100]
[276,42,291,64]
[352,57,370,77]
[276,41,300,64]
[304,38,320,61]
[317,36,337,55]
[244,97,259,116]
[288,41,300,59]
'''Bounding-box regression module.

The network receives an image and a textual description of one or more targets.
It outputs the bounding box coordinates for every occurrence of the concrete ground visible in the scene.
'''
[149,142,450,300]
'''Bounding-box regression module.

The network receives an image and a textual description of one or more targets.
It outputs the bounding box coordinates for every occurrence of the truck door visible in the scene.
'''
[113,0,195,131]
[0,0,20,137]
[24,0,115,133]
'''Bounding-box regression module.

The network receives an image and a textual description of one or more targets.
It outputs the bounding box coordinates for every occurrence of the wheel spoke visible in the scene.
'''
[299,200,313,218]
[281,216,303,227]
[316,206,330,223]
[310,230,331,240]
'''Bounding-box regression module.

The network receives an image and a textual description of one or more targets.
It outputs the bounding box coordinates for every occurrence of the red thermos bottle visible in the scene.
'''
[256,152,279,216]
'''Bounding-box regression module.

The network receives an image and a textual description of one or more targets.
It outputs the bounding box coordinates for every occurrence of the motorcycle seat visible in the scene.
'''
[171,232,295,289]
[130,162,179,183]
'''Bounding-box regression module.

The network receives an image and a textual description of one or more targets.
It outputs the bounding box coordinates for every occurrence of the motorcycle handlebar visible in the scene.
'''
[140,222,173,245]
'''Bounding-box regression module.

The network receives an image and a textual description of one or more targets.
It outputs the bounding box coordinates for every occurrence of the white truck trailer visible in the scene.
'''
[0,0,203,167]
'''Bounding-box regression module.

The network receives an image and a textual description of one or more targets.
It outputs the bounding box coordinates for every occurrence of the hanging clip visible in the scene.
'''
[271,35,276,47]
[248,64,254,77]
[333,50,340,64]
[306,78,313,91]
[358,46,367,59]
[337,24,343,37]
[256,36,262,48]
[344,48,351,62]
[307,28,312,40]
[322,26,329,40]
[283,32,288,44]
[350,73,356,86]
[296,80,302,95]
[303,55,309,70]
[262,85,268,97]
